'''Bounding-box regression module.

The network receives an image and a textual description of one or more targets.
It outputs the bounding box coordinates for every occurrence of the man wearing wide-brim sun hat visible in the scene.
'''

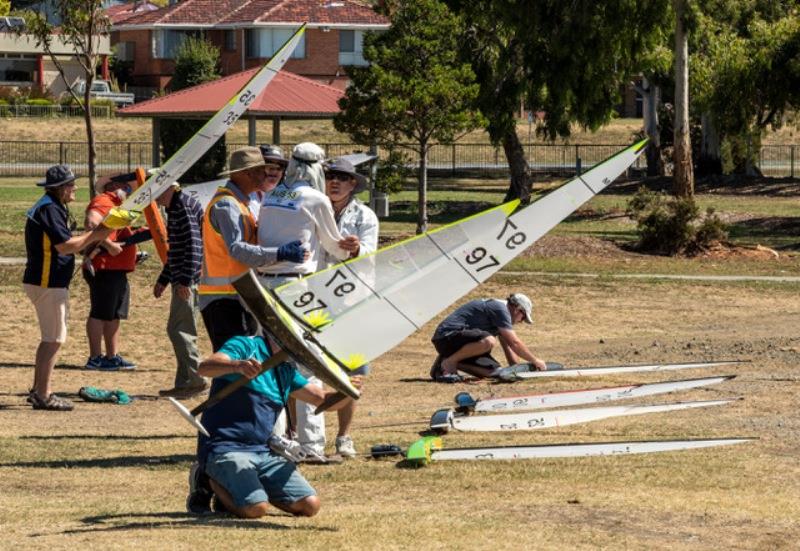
[198,146,308,352]
[23,164,112,411]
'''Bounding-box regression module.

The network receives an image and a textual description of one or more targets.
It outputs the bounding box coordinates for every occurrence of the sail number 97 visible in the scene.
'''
[464,218,528,272]
[290,268,357,315]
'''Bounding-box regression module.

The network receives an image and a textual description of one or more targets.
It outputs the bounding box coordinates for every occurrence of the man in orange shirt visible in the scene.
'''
[83,173,150,371]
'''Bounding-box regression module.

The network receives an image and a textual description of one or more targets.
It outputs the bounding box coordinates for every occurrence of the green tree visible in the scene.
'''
[16,1,110,195]
[446,0,670,202]
[694,3,800,175]
[0,0,11,16]
[335,0,484,233]
[159,37,225,183]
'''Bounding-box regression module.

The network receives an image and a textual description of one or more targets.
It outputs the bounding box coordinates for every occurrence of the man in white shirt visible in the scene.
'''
[256,142,351,459]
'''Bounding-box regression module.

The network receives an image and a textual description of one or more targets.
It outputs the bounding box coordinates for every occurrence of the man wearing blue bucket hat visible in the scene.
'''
[23,165,112,410]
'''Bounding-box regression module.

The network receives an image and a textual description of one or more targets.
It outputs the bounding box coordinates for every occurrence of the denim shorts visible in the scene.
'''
[205,450,316,507]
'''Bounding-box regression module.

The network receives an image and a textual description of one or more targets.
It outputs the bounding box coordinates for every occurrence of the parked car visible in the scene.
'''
[71,79,135,107]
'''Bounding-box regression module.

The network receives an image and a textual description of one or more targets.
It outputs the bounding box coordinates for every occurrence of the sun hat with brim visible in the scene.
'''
[324,157,368,193]
[94,171,136,196]
[291,142,326,164]
[38,164,76,187]
[219,146,267,177]
[259,144,288,167]
[508,293,534,324]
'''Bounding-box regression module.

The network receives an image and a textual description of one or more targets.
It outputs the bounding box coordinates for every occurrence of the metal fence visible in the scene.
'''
[0,140,796,179]
[0,104,113,118]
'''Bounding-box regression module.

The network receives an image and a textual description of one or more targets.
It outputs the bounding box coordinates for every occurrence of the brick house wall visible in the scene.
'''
[116,27,356,92]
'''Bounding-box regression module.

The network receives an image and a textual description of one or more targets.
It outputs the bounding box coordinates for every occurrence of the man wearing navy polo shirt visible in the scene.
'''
[23,165,111,410]
[189,334,360,518]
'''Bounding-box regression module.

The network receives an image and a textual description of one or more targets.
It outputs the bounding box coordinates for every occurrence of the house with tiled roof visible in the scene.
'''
[111,0,389,96]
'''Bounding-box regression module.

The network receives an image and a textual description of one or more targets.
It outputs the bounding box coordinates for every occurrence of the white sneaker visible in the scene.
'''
[335,435,357,458]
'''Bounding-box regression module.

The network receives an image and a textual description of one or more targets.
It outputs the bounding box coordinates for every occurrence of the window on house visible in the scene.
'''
[244,28,305,59]
[339,29,367,66]
[115,41,135,62]
[224,30,236,52]
[152,29,202,59]
[0,56,37,84]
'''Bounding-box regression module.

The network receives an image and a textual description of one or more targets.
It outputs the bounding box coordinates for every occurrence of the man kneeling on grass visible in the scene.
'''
[188,334,359,518]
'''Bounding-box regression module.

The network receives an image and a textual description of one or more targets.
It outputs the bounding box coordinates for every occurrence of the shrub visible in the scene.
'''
[627,187,728,256]
[375,147,412,194]
[26,98,54,106]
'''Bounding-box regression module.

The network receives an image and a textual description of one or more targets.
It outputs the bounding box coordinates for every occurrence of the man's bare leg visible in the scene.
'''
[103,319,120,357]
[208,478,269,518]
[86,317,104,358]
[441,336,495,374]
[336,401,355,438]
[33,341,60,397]
[271,496,320,517]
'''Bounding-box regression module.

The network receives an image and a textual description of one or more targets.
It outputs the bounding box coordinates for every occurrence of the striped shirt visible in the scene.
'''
[158,190,204,287]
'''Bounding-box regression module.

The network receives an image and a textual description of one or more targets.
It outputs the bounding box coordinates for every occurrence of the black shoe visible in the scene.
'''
[186,461,213,515]
[429,355,443,380]
[211,494,230,514]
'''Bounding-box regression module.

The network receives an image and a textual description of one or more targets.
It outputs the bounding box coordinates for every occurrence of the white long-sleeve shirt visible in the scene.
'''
[257,181,349,274]
[320,198,379,270]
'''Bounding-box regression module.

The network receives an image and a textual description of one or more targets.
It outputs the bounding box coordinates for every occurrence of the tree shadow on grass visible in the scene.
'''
[0,454,195,469]
[28,511,339,535]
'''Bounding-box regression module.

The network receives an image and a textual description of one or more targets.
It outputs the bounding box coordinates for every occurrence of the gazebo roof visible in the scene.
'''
[118,68,344,119]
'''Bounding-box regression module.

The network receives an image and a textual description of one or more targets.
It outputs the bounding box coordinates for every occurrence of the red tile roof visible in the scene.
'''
[115,0,388,27]
[117,68,343,118]
[105,1,160,25]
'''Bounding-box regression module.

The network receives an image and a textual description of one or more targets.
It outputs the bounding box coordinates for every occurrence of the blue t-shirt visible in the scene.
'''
[433,299,513,340]
[197,336,308,464]
[23,194,75,288]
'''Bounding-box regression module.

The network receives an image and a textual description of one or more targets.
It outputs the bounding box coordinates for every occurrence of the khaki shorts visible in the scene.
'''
[24,284,69,343]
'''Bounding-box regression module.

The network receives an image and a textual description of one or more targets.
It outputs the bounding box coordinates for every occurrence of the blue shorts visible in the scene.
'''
[205,450,315,507]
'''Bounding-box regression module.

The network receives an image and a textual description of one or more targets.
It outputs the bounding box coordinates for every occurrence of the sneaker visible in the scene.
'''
[104,355,136,371]
[335,435,357,458]
[85,355,105,370]
[435,373,464,384]
[186,461,213,515]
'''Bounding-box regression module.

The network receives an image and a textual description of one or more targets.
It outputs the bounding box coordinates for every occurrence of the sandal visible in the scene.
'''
[30,392,74,411]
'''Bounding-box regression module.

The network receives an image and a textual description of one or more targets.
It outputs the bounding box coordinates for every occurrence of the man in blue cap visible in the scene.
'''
[23,165,111,410]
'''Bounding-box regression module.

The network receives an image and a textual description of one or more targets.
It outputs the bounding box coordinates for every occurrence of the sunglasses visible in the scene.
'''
[325,172,353,182]
[264,164,284,172]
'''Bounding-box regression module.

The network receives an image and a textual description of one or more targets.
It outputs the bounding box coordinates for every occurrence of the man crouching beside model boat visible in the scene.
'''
[186,334,360,517]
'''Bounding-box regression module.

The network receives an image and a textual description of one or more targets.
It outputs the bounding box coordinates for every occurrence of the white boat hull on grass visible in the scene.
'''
[462,375,735,414]
[430,438,755,461]
[513,360,746,379]
[434,399,734,433]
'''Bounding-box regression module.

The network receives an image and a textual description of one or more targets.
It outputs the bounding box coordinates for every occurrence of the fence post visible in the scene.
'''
[59,142,65,164]
[575,145,581,176]
[451,144,456,176]
[791,145,795,179]
[127,142,132,172]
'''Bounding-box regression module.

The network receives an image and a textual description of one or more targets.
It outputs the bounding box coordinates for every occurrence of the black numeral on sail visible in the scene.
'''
[465,247,499,272]
[324,269,356,297]
[293,292,327,314]
[239,90,255,106]
[497,218,527,250]
[223,111,237,126]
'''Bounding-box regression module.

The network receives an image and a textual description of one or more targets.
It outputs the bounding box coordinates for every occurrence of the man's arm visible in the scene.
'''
[290,376,363,410]
[497,327,547,370]
[211,200,279,266]
[84,209,122,256]
[312,198,349,260]
[198,351,262,379]
[54,226,112,255]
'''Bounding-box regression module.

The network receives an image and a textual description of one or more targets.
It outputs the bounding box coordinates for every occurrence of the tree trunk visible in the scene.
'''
[502,127,532,204]
[417,141,428,234]
[698,112,722,176]
[641,77,662,177]
[672,0,694,197]
[84,73,97,198]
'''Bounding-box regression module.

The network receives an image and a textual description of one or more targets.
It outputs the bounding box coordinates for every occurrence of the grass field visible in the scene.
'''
[2,116,796,146]
[1,128,799,547]
[0,267,798,549]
